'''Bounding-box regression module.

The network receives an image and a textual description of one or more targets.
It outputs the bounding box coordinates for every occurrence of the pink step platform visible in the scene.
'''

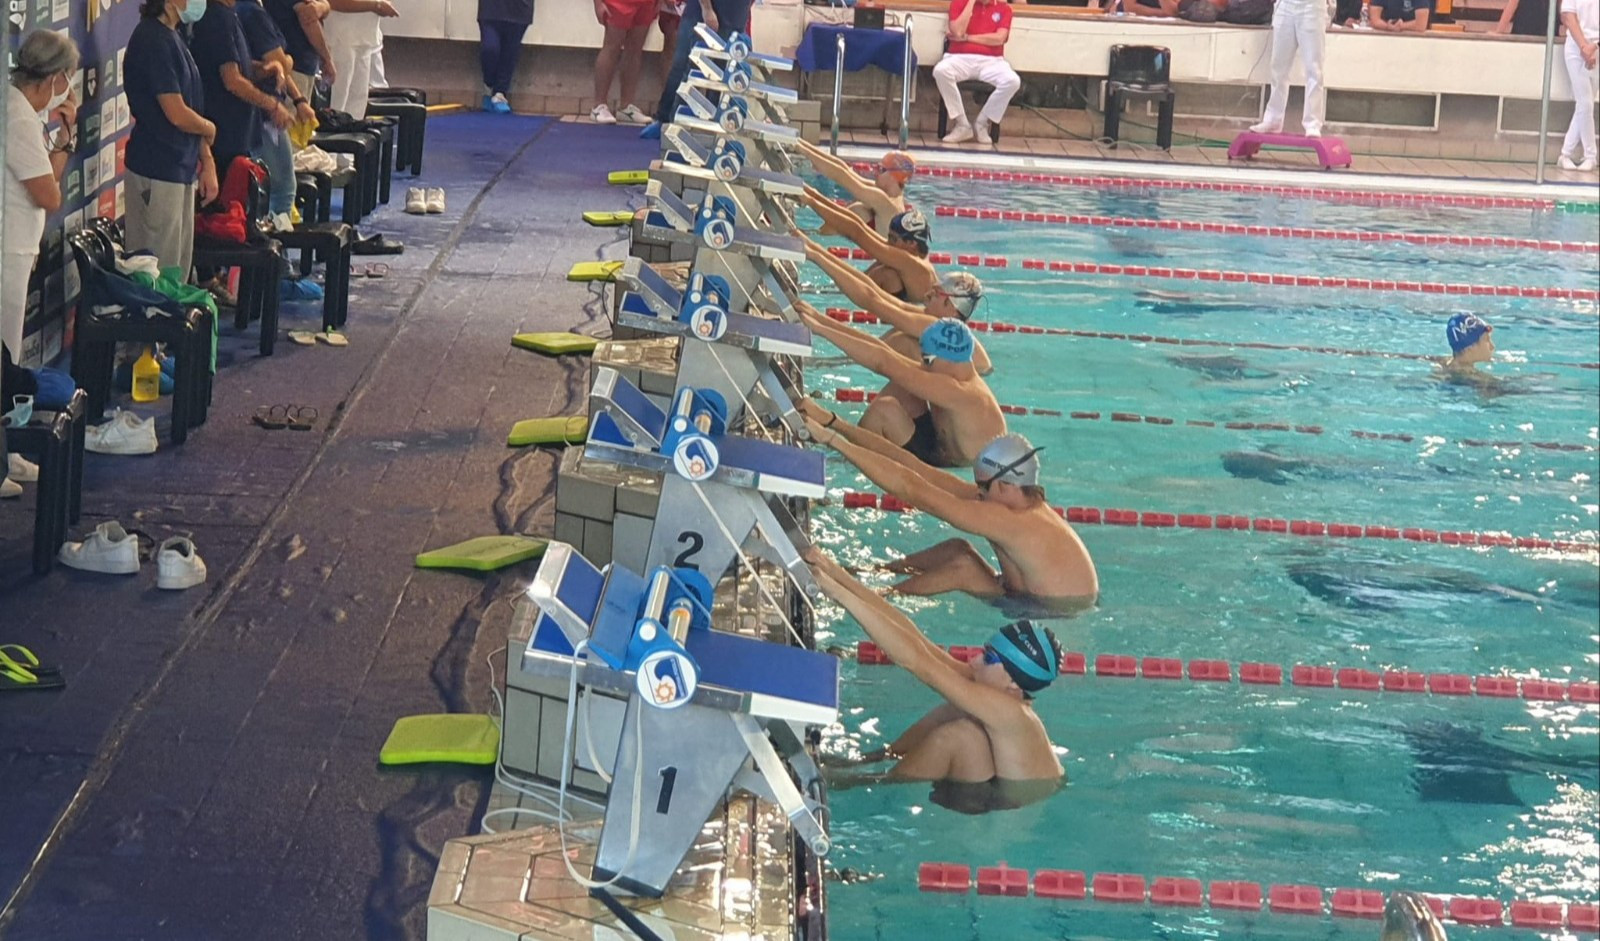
[1228,132,1353,170]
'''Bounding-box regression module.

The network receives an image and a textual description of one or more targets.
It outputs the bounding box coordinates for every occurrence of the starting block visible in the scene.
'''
[520,541,837,896]
[1227,131,1352,170]
[639,184,803,318]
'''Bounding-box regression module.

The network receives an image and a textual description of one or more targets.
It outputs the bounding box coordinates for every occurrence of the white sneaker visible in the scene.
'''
[404,187,426,214]
[58,521,141,574]
[616,104,651,125]
[424,187,446,214]
[942,120,974,144]
[0,477,20,500]
[1248,121,1283,135]
[270,211,295,232]
[156,536,207,590]
[1581,157,1598,172]
[974,119,993,145]
[85,409,157,456]
[8,452,38,482]
[591,103,618,125]
[1558,153,1580,170]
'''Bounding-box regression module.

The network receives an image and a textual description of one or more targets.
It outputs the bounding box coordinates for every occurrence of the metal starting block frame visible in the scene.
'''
[520,542,836,898]
[585,366,822,599]
[639,180,804,318]
[613,258,809,436]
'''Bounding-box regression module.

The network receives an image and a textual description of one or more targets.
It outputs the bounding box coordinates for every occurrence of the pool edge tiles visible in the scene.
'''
[835,145,1600,205]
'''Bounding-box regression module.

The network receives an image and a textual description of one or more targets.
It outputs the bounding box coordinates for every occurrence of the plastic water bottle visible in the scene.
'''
[1359,1,1369,26]
[132,347,161,403]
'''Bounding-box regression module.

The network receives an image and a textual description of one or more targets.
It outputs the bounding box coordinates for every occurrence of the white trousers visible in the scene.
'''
[1563,38,1598,162]
[326,15,380,119]
[1260,0,1329,135]
[933,53,1022,127]
[2,251,37,362]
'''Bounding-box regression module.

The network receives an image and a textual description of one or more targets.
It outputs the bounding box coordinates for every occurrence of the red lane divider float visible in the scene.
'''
[828,384,1598,454]
[822,306,1600,372]
[857,642,1600,705]
[915,862,1600,932]
[930,206,1600,255]
[848,161,1561,210]
[822,245,1600,302]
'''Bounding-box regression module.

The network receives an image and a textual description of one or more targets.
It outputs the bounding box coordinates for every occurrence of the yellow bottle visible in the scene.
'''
[131,347,161,403]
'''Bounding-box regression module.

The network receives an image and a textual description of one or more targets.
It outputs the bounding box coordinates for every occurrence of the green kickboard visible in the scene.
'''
[565,261,623,283]
[379,714,501,765]
[583,210,635,226]
[508,415,589,447]
[511,332,600,355]
[607,170,649,185]
[414,535,548,572]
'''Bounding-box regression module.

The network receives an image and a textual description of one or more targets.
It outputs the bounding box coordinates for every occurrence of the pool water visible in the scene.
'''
[799,172,1600,940]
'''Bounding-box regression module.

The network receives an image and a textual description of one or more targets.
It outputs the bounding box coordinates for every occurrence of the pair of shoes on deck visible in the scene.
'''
[57,521,205,589]
[403,187,445,215]
[941,118,994,145]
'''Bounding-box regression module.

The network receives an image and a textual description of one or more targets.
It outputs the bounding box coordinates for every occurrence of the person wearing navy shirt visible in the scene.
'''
[236,0,315,227]
[126,0,219,277]
[191,0,294,170]
[1372,0,1432,30]
[265,0,333,92]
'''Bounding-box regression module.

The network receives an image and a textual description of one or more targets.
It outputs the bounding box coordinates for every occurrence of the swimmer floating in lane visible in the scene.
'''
[793,143,914,237]
[797,303,1004,467]
[804,402,1098,609]
[805,546,1065,813]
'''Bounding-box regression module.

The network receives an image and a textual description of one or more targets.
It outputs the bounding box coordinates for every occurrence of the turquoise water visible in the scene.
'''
[800,175,1600,939]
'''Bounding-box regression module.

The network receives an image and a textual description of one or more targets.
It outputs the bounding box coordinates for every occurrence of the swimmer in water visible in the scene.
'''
[806,546,1065,812]
[797,304,1004,467]
[1436,313,1498,388]
[793,143,914,237]
[803,406,1098,608]
[802,188,938,302]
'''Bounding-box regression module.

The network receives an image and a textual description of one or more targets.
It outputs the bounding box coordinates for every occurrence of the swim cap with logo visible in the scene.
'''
[888,209,931,251]
[1446,313,1491,354]
[879,150,916,181]
[985,620,1062,693]
[973,433,1043,487]
[937,271,984,320]
[919,317,975,364]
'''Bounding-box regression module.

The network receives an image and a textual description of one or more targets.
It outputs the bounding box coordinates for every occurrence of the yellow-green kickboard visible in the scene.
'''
[607,170,649,185]
[379,714,501,765]
[414,535,548,572]
[583,210,636,227]
[508,415,589,447]
[566,261,623,283]
[511,332,600,355]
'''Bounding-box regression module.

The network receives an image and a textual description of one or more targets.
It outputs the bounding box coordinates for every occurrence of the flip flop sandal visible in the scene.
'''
[253,404,291,429]
[287,330,319,346]
[0,645,62,679]
[287,405,318,431]
[364,263,389,278]
[317,330,349,347]
[0,657,64,691]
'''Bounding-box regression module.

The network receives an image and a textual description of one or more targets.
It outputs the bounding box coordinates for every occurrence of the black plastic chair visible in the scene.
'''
[274,221,354,331]
[367,96,426,175]
[296,170,333,224]
[1104,44,1174,150]
[6,388,87,574]
[313,130,382,223]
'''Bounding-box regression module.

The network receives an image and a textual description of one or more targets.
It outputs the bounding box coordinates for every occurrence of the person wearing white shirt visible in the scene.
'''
[1559,0,1599,170]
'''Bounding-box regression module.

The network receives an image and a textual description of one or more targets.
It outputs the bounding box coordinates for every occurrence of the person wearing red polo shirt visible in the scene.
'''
[933,0,1022,145]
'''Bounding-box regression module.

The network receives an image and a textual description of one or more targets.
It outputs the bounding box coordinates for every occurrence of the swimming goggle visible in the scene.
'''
[976,446,1044,491]
[981,644,1004,666]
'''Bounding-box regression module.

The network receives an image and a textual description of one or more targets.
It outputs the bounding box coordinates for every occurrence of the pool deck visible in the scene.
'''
[0,111,1593,941]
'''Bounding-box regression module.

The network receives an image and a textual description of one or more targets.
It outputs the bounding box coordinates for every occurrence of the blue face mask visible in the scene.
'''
[179,0,207,22]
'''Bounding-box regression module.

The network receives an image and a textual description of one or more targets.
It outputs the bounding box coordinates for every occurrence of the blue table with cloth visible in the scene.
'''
[794,24,916,134]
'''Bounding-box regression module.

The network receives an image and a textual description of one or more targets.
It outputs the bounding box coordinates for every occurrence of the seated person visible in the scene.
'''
[1371,0,1431,30]
[801,231,991,372]
[806,407,1099,608]
[803,187,938,302]
[796,141,914,237]
[798,303,1004,467]
[934,0,1022,145]
[807,546,1065,812]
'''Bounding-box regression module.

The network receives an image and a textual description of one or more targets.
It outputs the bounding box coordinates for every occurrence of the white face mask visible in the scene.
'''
[41,74,70,116]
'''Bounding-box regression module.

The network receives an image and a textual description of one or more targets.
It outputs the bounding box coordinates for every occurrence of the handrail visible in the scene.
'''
[899,17,914,148]
[830,33,846,155]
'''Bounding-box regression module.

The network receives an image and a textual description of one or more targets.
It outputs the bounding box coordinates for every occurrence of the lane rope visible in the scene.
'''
[823,245,1600,303]
[823,307,1600,372]
[930,206,1600,255]
[828,386,1599,455]
[849,161,1564,211]
[854,642,1600,705]
[832,490,1599,556]
[912,862,1600,933]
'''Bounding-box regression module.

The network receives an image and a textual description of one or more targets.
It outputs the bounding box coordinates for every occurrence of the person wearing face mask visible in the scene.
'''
[126,0,220,278]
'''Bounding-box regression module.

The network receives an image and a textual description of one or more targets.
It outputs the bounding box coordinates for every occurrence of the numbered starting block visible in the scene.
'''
[586,367,822,598]
[522,541,837,897]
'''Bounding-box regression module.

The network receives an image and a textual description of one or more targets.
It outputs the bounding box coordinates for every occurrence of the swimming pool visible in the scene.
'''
[799,167,1600,940]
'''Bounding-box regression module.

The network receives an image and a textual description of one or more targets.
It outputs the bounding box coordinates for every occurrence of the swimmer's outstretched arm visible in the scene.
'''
[801,304,969,407]
[804,189,937,300]
[794,141,898,220]
[804,408,976,500]
[815,424,1016,541]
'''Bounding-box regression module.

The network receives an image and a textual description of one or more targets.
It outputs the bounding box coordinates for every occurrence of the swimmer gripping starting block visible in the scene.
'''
[1227,131,1353,170]
[585,367,822,597]
[615,259,810,435]
[521,541,836,897]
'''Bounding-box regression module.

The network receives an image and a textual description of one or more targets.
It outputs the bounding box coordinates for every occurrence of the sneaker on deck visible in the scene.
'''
[942,121,974,144]
[404,186,427,214]
[58,521,141,574]
[591,103,618,125]
[8,452,38,482]
[974,119,993,145]
[85,410,158,456]
[0,477,20,499]
[425,188,446,214]
[617,104,651,125]
[1248,120,1283,135]
[156,536,207,590]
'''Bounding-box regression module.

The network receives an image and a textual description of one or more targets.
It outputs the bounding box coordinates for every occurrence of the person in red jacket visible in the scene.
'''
[933,0,1022,145]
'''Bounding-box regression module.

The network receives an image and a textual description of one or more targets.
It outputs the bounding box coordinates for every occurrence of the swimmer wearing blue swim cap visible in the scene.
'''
[920,317,976,365]
[802,546,1065,810]
[1444,313,1494,369]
